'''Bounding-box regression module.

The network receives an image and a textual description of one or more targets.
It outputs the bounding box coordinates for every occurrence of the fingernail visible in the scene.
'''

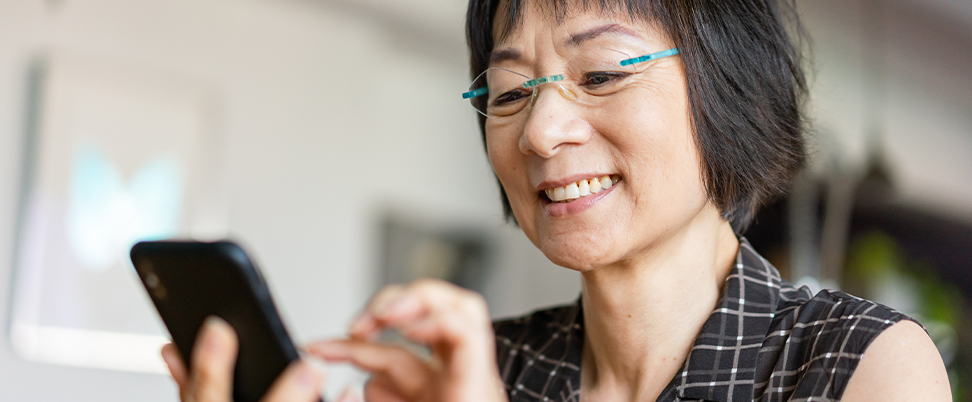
[161,347,176,364]
[205,316,231,330]
[348,314,370,334]
[202,316,229,351]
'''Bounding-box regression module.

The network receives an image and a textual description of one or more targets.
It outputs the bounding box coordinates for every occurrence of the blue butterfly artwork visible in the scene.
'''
[66,144,183,271]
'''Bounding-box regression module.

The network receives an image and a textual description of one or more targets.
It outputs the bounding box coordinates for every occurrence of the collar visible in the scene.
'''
[674,239,783,401]
[553,238,784,402]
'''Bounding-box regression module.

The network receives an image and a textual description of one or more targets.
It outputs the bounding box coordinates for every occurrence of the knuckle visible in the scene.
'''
[383,283,407,294]
[469,292,488,309]
[442,313,466,333]
[459,292,487,313]
[367,285,406,312]
[411,278,445,292]
[457,295,477,312]
[372,284,405,302]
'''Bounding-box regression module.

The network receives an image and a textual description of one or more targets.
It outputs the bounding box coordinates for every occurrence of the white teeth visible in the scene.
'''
[600,175,612,189]
[543,175,620,203]
[565,183,580,199]
[578,180,590,196]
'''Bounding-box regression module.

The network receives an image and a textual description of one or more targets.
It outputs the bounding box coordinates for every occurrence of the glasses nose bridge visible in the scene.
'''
[525,74,577,106]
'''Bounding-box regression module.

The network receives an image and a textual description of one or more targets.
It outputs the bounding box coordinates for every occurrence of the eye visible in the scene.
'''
[493,89,530,106]
[582,72,630,87]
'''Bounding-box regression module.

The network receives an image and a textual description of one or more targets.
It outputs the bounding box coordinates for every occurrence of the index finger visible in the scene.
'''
[353,279,491,342]
[260,361,324,402]
[161,343,188,390]
[306,339,430,399]
[348,284,406,339]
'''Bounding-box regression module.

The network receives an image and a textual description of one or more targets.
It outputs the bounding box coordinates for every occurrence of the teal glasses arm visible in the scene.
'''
[462,49,677,99]
[462,87,488,99]
[462,74,565,99]
[619,48,679,66]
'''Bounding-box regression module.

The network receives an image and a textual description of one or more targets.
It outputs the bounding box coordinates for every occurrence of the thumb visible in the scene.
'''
[188,316,238,402]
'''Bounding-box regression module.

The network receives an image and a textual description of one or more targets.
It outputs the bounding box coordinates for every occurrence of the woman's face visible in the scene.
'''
[486,6,711,271]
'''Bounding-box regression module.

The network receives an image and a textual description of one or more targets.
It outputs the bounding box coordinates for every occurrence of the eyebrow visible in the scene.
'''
[489,48,522,65]
[566,24,642,47]
[488,24,642,66]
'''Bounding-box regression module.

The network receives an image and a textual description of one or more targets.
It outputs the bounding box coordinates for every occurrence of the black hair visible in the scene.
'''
[465,0,808,233]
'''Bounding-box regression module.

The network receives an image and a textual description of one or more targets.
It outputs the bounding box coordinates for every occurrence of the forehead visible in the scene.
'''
[491,0,666,57]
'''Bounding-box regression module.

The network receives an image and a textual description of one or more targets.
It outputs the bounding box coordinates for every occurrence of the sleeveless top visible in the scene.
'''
[492,239,913,402]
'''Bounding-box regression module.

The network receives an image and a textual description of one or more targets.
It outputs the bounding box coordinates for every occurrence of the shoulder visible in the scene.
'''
[779,288,906,336]
[842,320,951,401]
[759,287,935,399]
[768,287,909,360]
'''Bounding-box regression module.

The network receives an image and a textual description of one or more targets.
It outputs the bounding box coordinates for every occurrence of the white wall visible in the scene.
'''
[0,0,969,400]
[0,0,578,400]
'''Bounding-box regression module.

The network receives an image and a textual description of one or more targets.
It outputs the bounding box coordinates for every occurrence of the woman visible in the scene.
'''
[160,0,952,401]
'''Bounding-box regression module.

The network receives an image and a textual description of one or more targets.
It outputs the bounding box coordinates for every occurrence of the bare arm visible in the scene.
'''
[842,320,951,401]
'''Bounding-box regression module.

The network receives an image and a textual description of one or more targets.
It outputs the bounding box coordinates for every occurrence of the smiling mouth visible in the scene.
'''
[541,175,622,203]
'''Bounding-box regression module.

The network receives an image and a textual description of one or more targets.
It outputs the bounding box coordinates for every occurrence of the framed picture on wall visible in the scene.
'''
[8,52,225,374]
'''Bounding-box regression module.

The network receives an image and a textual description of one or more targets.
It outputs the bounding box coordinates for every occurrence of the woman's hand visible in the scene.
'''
[306,279,508,402]
[160,316,330,402]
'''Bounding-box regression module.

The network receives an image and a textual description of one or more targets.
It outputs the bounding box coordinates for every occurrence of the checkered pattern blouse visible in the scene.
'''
[493,239,912,402]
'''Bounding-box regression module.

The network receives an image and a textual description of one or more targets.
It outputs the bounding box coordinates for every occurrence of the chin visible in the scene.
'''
[517,209,635,272]
[535,234,620,272]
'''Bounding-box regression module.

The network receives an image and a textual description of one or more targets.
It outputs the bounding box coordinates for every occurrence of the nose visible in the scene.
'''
[518,83,592,158]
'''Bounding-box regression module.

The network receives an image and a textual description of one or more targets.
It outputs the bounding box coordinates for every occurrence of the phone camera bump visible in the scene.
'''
[145,272,160,289]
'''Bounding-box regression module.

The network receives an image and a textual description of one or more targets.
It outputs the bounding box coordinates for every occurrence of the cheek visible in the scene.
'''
[485,127,520,188]
[485,127,538,228]
[611,86,695,171]
[603,77,707,223]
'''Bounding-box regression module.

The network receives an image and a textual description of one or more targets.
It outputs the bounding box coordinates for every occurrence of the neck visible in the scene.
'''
[579,205,739,401]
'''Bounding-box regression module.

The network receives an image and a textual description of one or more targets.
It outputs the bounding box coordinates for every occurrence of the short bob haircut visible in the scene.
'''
[466,0,808,233]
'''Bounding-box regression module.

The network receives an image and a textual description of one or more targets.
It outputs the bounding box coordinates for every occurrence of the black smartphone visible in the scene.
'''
[130,240,311,402]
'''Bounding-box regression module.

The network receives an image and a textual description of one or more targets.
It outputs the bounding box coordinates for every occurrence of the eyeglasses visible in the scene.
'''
[462,47,679,119]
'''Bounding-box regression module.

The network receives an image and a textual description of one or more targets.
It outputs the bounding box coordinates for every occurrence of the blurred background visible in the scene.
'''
[0,0,968,400]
